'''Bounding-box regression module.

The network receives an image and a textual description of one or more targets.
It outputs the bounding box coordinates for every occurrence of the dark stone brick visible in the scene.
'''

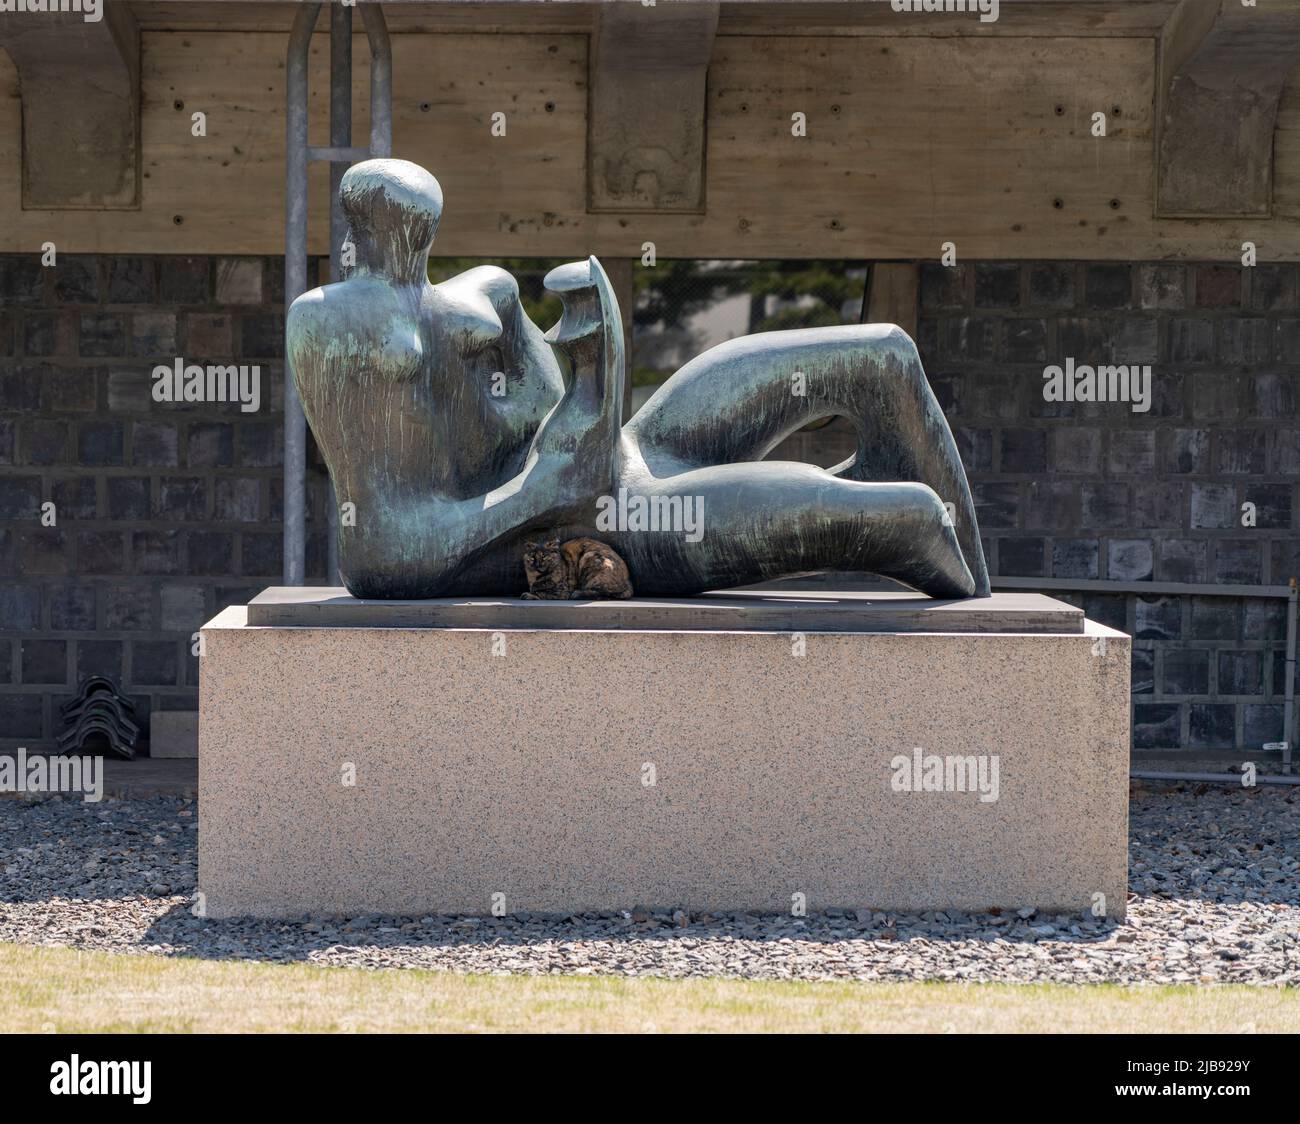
[188,423,233,468]
[919,263,967,310]
[130,312,178,357]
[1145,372,1185,419]
[0,419,12,464]
[265,257,286,305]
[1028,264,1074,308]
[1131,483,1183,530]
[1,257,44,304]
[53,256,99,303]
[1132,648,1154,695]
[107,477,150,521]
[1051,428,1101,474]
[159,257,210,304]
[215,477,260,523]
[1243,704,1284,746]
[241,532,283,577]
[999,428,1047,473]
[1243,484,1292,529]
[24,419,68,466]
[131,422,179,468]
[46,367,97,413]
[1108,539,1153,582]
[0,586,40,630]
[1252,373,1295,419]
[1169,318,1215,363]
[1135,595,1181,640]
[76,640,122,684]
[1221,319,1271,365]
[77,531,125,575]
[1214,541,1262,585]
[0,313,12,356]
[1085,264,1131,309]
[160,586,205,632]
[78,420,124,467]
[0,641,10,683]
[104,585,153,631]
[1023,481,1078,530]
[1083,593,1127,632]
[239,422,282,467]
[0,476,41,520]
[916,318,938,366]
[1195,266,1242,308]
[0,694,43,738]
[184,313,233,355]
[974,264,1020,309]
[1137,264,1185,310]
[21,639,67,684]
[20,530,70,576]
[1057,317,1110,358]
[239,314,284,358]
[998,536,1044,577]
[1003,318,1046,363]
[131,640,178,686]
[1275,320,1300,361]
[1271,539,1300,585]
[1244,599,1286,642]
[50,476,97,520]
[1271,649,1297,697]
[134,530,180,575]
[1163,428,1209,475]
[1113,318,1159,363]
[0,366,43,411]
[78,313,125,357]
[968,372,1018,420]
[23,312,65,356]
[972,482,1018,528]
[48,587,96,631]
[941,318,999,363]
[1052,538,1098,579]
[1157,540,1206,584]
[1189,597,1238,641]
[1248,264,1296,311]
[1218,651,1262,696]
[1189,483,1235,529]
[187,531,234,575]
[1215,430,1265,475]
[106,258,154,303]
[1133,703,1181,749]
[156,477,207,521]
[1080,483,1128,528]
[1189,703,1235,748]
[1107,430,1154,475]
[1163,649,1208,696]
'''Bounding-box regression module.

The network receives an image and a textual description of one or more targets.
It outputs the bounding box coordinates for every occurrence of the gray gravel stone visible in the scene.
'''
[0,785,1296,985]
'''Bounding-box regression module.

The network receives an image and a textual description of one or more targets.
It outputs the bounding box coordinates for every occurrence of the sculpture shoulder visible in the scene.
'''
[287,279,424,381]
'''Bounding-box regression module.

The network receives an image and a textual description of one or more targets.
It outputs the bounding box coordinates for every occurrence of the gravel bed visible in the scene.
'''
[1,784,1296,985]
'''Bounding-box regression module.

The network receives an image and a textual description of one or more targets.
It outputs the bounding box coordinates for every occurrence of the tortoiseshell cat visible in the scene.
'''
[522,537,634,600]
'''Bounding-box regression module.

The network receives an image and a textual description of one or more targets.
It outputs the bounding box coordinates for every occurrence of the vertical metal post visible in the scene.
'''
[325,2,353,584]
[362,5,393,157]
[283,2,320,586]
[1285,579,1296,774]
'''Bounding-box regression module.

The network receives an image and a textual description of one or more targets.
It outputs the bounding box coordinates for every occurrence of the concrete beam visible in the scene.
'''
[587,1,719,213]
[1157,0,1300,218]
[0,4,140,209]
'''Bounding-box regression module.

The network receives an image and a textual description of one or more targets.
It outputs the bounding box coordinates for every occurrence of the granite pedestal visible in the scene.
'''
[198,589,1130,920]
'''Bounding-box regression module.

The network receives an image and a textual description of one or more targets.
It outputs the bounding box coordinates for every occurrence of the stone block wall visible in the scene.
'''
[0,253,330,749]
[915,260,1298,755]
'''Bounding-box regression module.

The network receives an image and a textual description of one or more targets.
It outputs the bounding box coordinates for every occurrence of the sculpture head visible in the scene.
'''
[340,159,443,283]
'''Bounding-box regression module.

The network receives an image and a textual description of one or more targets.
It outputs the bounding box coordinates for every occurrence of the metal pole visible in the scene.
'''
[283,2,321,587]
[361,3,393,157]
[1284,579,1296,774]
[326,2,353,585]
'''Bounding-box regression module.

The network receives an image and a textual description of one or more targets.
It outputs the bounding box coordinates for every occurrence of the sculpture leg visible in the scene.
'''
[625,323,990,595]
[607,460,975,598]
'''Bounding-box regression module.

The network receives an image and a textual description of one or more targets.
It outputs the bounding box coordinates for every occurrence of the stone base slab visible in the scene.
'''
[198,601,1130,920]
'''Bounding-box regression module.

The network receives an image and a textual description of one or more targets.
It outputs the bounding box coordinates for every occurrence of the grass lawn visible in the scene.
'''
[2,943,1295,1032]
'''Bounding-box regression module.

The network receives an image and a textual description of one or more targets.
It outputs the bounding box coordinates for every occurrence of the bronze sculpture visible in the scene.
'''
[287,159,989,600]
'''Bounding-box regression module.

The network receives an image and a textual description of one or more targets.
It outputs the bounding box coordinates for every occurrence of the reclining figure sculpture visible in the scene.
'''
[287,159,990,600]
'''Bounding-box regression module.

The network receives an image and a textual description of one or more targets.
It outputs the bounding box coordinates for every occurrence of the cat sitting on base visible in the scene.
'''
[522,537,634,600]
